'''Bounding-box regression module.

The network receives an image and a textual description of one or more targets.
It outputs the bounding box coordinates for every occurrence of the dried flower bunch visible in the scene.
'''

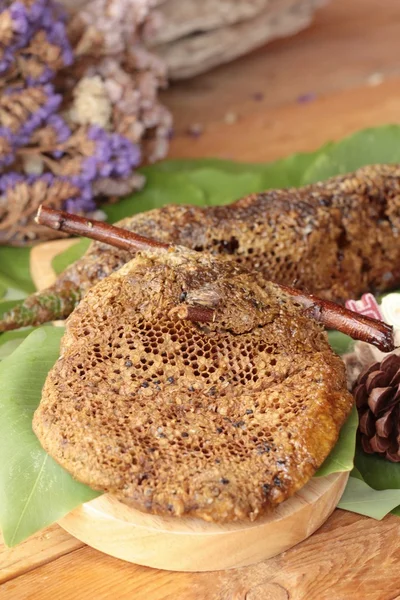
[0,0,171,245]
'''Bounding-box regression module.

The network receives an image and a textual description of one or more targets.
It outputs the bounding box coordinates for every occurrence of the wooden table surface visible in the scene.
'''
[2,0,400,598]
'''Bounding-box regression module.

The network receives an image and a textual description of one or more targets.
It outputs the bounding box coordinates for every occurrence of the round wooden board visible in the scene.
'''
[58,472,348,572]
[30,238,78,290]
[30,240,349,572]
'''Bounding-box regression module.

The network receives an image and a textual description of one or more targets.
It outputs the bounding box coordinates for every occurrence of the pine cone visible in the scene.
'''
[353,354,400,462]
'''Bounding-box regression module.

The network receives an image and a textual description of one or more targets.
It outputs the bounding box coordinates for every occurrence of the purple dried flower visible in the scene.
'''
[80,156,99,181]
[87,126,141,179]
[46,114,71,158]
[0,170,96,214]
[62,174,96,213]
[0,172,21,193]
[27,0,47,23]
[1,0,73,80]
[45,20,73,67]
[47,114,71,144]
[9,3,29,36]
[3,84,63,149]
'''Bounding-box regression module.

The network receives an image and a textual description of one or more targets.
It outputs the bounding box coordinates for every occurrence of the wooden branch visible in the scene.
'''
[36,206,395,352]
[169,305,215,323]
[280,285,394,353]
[35,206,169,253]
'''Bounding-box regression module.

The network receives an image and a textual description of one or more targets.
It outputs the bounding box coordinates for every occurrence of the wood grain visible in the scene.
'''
[168,79,400,163]
[2,511,400,600]
[164,0,400,135]
[2,0,400,596]
[30,239,77,291]
[0,527,83,585]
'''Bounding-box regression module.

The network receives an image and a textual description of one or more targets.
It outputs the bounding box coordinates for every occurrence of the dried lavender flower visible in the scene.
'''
[0,0,171,245]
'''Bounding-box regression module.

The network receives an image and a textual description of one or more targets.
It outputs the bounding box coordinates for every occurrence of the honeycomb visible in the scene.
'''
[50,163,400,311]
[33,246,353,522]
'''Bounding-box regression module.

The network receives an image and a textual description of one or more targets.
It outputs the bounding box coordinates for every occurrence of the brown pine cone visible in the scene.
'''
[353,354,400,462]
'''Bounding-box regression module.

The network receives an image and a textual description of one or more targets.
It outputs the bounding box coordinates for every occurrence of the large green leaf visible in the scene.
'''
[327,330,354,357]
[0,247,35,300]
[0,327,100,546]
[302,125,400,184]
[316,405,358,477]
[0,247,36,357]
[0,327,36,361]
[338,472,400,519]
[354,447,400,491]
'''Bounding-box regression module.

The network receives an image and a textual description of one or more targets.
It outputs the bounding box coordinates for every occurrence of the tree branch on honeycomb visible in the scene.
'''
[34,205,395,353]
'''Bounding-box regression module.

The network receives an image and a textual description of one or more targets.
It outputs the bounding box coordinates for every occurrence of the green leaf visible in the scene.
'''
[52,238,91,275]
[316,405,358,476]
[338,475,400,519]
[313,332,358,477]
[354,447,400,491]
[0,327,36,361]
[0,250,36,359]
[0,247,35,300]
[302,125,400,184]
[327,330,354,356]
[0,327,100,546]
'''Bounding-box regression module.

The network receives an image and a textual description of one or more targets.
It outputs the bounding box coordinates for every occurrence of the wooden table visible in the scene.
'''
[2,0,400,597]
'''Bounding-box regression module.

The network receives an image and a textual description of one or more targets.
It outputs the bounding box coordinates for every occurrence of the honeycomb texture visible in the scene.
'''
[33,246,353,522]
[49,163,400,308]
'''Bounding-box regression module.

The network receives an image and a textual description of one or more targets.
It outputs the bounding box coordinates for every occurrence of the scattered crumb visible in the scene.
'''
[186,123,204,138]
[297,92,317,104]
[367,72,384,87]
[224,111,238,124]
[251,92,264,101]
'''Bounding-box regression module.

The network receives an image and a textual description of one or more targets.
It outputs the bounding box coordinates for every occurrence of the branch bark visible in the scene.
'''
[280,285,394,353]
[35,205,169,252]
